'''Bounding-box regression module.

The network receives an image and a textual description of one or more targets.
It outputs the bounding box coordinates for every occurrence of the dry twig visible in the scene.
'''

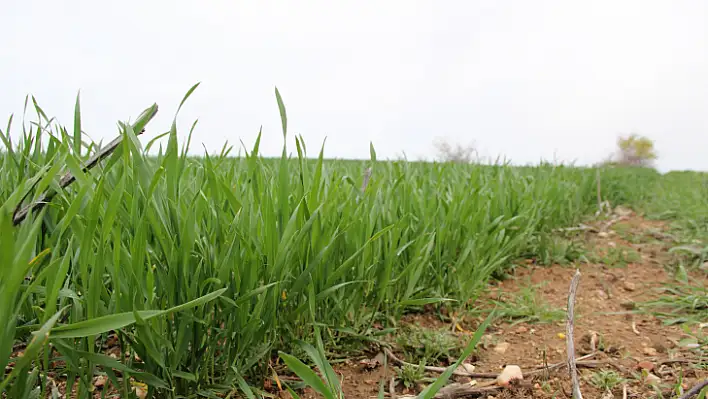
[361,167,372,192]
[382,348,497,379]
[677,379,708,399]
[525,353,598,376]
[566,269,583,399]
[12,105,159,225]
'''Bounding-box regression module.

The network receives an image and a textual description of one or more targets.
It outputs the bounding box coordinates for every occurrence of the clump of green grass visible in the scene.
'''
[489,282,566,325]
[535,235,587,266]
[396,361,426,391]
[612,222,656,244]
[395,326,463,364]
[588,369,627,391]
[641,282,708,326]
[589,245,642,268]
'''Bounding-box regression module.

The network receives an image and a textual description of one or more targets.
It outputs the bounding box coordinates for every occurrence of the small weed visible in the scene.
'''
[489,282,566,325]
[395,326,463,364]
[396,362,426,390]
[612,222,655,244]
[588,369,626,391]
[536,235,587,266]
[590,245,641,268]
[641,282,708,325]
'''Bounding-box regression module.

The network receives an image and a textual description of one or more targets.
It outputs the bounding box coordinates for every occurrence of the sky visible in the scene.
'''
[2,1,707,172]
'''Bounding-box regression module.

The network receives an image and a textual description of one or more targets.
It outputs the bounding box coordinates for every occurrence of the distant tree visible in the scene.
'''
[614,133,657,167]
[433,138,477,163]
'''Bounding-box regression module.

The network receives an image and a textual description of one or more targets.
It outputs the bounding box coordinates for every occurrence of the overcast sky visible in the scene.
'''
[2,1,707,172]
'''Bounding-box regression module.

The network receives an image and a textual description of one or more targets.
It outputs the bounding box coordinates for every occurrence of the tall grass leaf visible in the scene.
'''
[0,306,68,392]
[50,288,226,338]
[278,352,334,399]
[418,311,496,399]
[395,298,456,308]
[73,91,81,156]
[52,341,169,389]
[275,87,287,138]
[176,82,201,116]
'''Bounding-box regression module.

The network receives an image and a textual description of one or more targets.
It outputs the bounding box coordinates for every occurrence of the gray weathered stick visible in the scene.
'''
[596,168,602,214]
[566,269,583,399]
[361,167,372,192]
[12,105,158,225]
[678,379,708,399]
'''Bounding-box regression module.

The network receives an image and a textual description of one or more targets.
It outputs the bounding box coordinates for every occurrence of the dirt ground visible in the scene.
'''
[298,210,707,399]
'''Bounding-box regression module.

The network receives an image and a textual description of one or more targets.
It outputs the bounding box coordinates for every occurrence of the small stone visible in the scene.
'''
[596,290,609,300]
[496,365,523,386]
[598,231,609,238]
[516,326,528,334]
[93,375,107,389]
[494,342,510,354]
[623,281,636,291]
[635,361,654,371]
[460,363,476,373]
[134,386,147,399]
[645,373,661,385]
[643,347,658,356]
[615,206,633,217]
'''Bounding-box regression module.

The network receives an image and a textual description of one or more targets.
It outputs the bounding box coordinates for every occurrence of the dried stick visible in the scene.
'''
[382,348,497,379]
[12,106,158,226]
[525,352,597,376]
[596,168,602,214]
[678,379,708,399]
[566,269,583,399]
[361,167,372,192]
[432,383,500,399]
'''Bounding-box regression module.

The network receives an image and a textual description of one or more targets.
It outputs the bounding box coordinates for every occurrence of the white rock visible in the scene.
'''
[643,347,658,356]
[645,373,661,385]
[496,365,523,386]
[493,342,510,354]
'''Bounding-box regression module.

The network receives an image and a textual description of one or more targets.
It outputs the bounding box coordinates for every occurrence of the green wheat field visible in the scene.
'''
[2,85,706,398]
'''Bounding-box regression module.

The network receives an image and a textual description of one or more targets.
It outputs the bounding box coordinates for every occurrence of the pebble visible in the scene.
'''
[456,363,476,374]
[623,281,637,291]
[645,373,661,385]
[635,360,654,371]
[643,347,658,356]
[494,342,510,354]
[93,375,107,388]
[496,365,523,386]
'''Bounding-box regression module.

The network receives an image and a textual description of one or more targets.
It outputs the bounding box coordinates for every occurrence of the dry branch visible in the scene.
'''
[678,379,708,399]
[12,106,158,226]
[525,353,598,376]
[361,167,372,192]
[432,383,500,399]
[566,269,583,399]
[382,348,498,379]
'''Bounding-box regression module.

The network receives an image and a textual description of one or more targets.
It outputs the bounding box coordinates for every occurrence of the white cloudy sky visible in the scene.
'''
[2,1,707,172]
